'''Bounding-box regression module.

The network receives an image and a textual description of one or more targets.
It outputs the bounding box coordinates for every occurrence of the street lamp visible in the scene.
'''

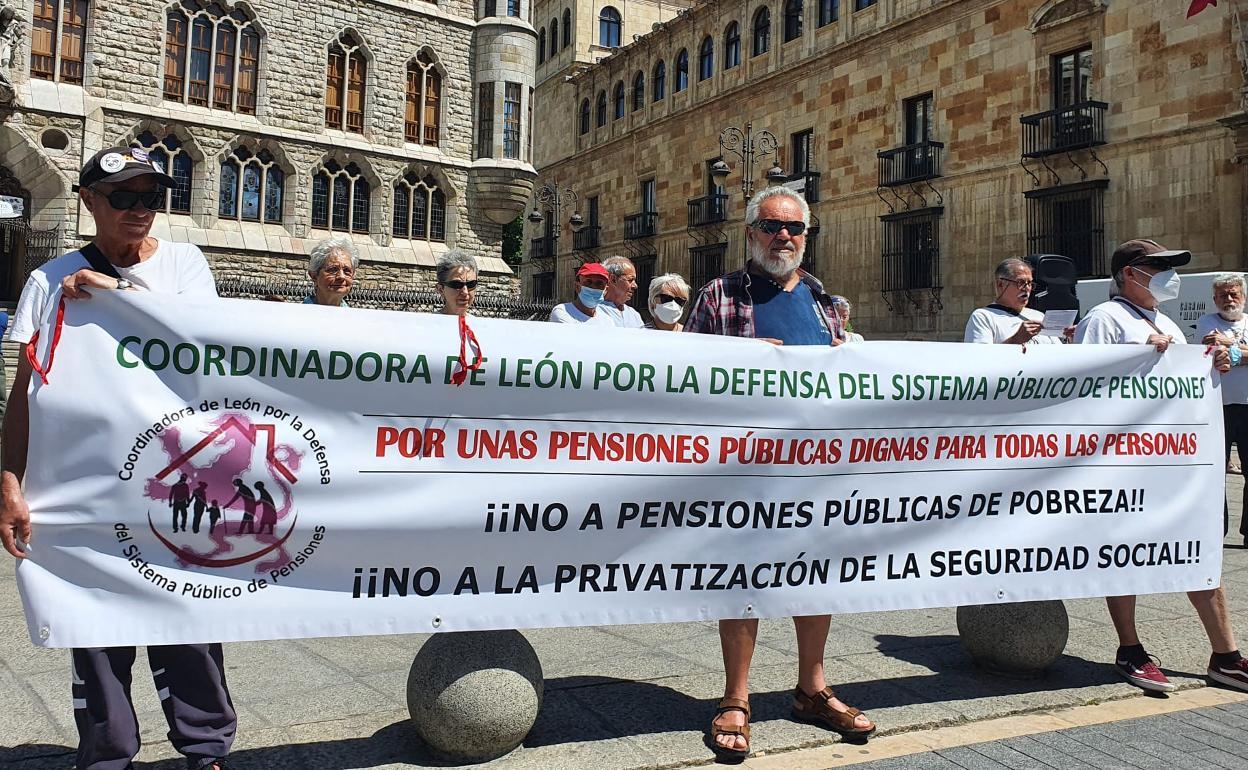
[712,122,786,201]
[527,181,582,229]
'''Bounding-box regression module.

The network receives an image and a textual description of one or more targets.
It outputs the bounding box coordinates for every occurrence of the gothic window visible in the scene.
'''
[752,7,770,56]
[613,81,624,119]
[311,159,370,234]
[135,130,194,214]
[631,71,644,111]
[538,28,546,63]
[405,51,442,146]
[549,18,558,58]
[652,60,665,101]
[579,98,590,134]
[784,0,803,41]
[562,8,571,47]
[595,90,607,126]
[31,0,89,84]
[675,49,688,92]
[325,30,367,133]
[698,35,713,81]
[724,22,740,69]
[392,172,447,242]
[163,1,260,114]
[599,6,621,47]
[218,146,284,223]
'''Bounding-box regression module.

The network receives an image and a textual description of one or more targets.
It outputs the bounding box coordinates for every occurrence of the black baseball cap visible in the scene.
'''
[75,146,176,190]
[1110,238,1192,276]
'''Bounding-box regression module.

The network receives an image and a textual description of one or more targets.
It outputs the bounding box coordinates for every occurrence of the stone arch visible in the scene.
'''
[1029,0,1104,32]
[309,151,383,240]
[389,163,459,246]
[0,126,70,299]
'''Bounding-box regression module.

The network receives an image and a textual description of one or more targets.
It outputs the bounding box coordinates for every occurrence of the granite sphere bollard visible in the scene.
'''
[407,630,544,761]
[956,600,1069,678]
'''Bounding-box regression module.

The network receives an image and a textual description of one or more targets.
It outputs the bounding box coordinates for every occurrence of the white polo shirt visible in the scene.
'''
[1075,298,1186,346]
[964,305,1061,344]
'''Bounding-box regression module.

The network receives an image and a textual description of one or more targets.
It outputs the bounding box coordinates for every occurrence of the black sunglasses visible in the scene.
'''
[92,187,166,211]
[441,279,479,291]
[753,219,806,236]
[657,293,687,306]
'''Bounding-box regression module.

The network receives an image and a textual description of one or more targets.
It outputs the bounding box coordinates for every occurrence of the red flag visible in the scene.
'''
[1188,0,1218,17]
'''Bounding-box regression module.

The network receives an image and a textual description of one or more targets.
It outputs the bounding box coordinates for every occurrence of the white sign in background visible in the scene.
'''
[16,292,1224,647]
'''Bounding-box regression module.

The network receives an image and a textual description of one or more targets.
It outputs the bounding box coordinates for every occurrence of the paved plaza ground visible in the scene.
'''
[5,477,1248,769]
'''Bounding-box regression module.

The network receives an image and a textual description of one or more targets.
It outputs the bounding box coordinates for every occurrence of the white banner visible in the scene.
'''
[17,293,1224,647]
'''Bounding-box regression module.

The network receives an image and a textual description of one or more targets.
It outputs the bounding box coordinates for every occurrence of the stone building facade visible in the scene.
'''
[0,0,539,305]
[524,0,1248,339]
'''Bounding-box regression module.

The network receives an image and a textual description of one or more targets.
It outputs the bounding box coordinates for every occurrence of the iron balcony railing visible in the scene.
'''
[787,170,821,203]
[530,236,557,260]
[624,211,658,239]
[1020,100,1108,158]
[573,225,601,251]
[687,193,728,227]
[877,140,944,187]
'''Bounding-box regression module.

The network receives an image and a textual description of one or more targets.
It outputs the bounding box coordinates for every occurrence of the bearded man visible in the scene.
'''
[686,187,870,762]
[1198,273,1248,542]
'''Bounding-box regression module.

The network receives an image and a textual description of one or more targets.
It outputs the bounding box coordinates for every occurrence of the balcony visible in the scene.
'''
[687,193,728,227]
[1021,101,1108,158]
[530,236,557,260]
[786,170,822,203]
[624,211,657,240]
[877,141,944,187]
[573,226,601,251]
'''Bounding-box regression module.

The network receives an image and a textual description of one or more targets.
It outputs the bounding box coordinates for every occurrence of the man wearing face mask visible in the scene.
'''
[1075,239,1246,695]
[548,262,616,325]
[1196,273,1248,542]
[964,258,1062,345]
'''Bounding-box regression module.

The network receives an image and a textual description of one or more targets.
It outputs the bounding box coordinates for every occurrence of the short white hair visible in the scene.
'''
[648,273,691,308]
[1213,273,1246,294]
[601,255,635,278]
[995,258,1030,281]
[745,186,810,228]
[309,235,360,275]
[436,249,478,284]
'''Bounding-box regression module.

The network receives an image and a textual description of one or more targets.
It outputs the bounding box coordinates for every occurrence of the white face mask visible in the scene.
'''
[652,300,684,325]
[1131,268,1180,303]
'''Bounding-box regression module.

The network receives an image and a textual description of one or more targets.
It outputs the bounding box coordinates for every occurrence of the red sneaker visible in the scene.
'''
[1115,652,1176,692]
[1208,656,1248,692]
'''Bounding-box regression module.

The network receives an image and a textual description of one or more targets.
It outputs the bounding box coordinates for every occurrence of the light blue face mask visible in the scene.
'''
[578,286,605,308]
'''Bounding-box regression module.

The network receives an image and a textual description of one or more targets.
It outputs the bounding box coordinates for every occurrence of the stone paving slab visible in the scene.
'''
[4,476,1248,769]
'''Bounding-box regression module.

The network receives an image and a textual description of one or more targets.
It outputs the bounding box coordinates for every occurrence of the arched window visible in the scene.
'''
[579,98,591,134]
[752,7,770,56]
[724,22,740,69]
[162,1,259,113]
[405,52,441,146]
[613,81,625,119]
[562,8,571,47]
[218,145,284,223]
[652,60,665,101]
[311,159,369,233]
[698,36,713,81]
[325,30,367,133]
[135,130,194,214]
[675,49,688,92]
[31,0,89,84]
[631,71,645,111]
[538,28,546,63]
[784,0,803,41]
[549,18,558,58]
[393,172,446,242]
[595,90,607,127]
[599,6,621,48]
[818,0,838,26]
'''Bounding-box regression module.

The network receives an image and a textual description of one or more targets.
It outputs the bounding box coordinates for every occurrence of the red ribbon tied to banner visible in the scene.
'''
[1188,0,1217,18]
[450,314,483,386]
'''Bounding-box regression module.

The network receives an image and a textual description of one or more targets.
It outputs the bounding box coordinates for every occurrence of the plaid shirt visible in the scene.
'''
[685,263,845,343]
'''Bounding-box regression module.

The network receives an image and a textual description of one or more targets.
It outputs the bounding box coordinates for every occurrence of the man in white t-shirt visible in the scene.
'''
[1075,238,1247,697]
[548,261,616,325]
[596,255,645,328]
[964,258,1062,345]
[0,147,236,770]
[1196,273,1248,543]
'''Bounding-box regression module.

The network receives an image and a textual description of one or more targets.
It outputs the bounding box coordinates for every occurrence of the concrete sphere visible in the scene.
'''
[956,600,1069,678]
[407,630,544,761]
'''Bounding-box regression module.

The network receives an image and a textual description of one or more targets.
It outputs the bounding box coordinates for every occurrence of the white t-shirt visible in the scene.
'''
[1196,312,1248,405]
[548,302,617,326]
[964,306,1060,344]
[597,303,645,329]
[11,239,218,344]
[1075,298,1186,346]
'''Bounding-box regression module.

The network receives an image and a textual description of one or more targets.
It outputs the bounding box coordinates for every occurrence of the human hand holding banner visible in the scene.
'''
[16,292,1224,647]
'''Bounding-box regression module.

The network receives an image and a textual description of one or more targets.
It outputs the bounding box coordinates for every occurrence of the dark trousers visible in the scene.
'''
[71,644,236,770]
[1225,404,1248,539]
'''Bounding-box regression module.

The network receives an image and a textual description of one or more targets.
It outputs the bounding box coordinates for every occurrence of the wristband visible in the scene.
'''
[1231,345,1242,367]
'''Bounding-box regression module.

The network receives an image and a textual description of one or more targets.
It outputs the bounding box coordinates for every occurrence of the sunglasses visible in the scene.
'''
[657,293,687,306]
[442,280,478,291]
[92,187,165,211]
[752,219,806,236]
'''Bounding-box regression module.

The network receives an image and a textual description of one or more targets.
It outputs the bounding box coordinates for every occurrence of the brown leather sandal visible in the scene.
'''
[791,686,875,739]
[706,696,751,759]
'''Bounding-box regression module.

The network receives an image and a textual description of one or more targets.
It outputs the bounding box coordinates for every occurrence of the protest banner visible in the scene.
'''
[15,292,1224,647]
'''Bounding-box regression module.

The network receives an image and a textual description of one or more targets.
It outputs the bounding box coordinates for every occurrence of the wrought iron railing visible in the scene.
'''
[877,141,944,187]
[624,212,657,239]
[530,236,557,260]
[1020,101,1108,158]
[687,194,728,227]
[573,226,601,251]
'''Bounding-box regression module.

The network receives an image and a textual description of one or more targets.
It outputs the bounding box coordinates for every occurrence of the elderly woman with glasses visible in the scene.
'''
[306,235,359,307]
[437,249,479,317]
[645,273,690,331]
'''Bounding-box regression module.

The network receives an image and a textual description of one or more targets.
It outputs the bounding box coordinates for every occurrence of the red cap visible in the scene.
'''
[577,262,609,279]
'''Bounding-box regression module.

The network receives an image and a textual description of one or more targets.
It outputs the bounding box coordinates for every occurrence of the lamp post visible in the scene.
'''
[526,181,583,232]
[712,122,787,201]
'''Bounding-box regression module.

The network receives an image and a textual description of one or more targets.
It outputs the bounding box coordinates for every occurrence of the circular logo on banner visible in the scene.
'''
[99,153,126,173]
